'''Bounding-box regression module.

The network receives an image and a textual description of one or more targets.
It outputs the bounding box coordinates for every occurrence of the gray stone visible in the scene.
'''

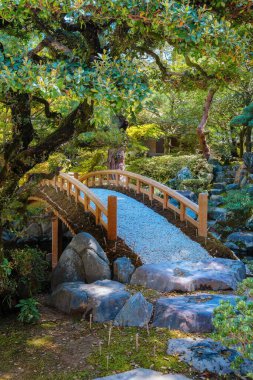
[114,292,153,327]
[93,369,191,380]
[167,338,253,376]
[213,182,226,190]
[153,294,239,333]
[209,195,224,207]
[51,282,89,315]
[113,257,135,284]
[51,280,130,321]
[176,190,197,203]
[227,231,253,251]
[69,232,111,283]
[130,259,246,292]
[51,248,86,290]
[209,188,224,196]
[176,167,193,181]
[51,233,111,289]
[226,183,239,191]
[25,222,43,238]
[246,216,253,230]
[246,186,253,196]
[208,207,228,221]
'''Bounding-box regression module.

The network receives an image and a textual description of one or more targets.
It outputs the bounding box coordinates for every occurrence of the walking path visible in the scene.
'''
[92,189,210,264]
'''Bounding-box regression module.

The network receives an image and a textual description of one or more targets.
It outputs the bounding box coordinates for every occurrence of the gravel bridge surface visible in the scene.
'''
[92,188,210,264]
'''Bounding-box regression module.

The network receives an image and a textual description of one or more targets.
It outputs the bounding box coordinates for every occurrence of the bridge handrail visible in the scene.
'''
[43,172,117,240]
[80,170,208,237]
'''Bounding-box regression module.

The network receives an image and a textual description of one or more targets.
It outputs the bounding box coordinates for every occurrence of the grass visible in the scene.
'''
[0,312,195,380]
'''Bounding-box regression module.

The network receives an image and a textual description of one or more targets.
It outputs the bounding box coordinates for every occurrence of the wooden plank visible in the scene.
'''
[198,193,208,237]
[107,195,117,240]
[52,216,62,269]
[180,203,186,221]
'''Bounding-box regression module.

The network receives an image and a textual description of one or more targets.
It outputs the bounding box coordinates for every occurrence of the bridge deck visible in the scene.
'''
[92,188,210,264]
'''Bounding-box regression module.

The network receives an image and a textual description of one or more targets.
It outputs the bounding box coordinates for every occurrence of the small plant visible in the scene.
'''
[212,278,253,377]
[223,188,253,213]
[16,298,40,324]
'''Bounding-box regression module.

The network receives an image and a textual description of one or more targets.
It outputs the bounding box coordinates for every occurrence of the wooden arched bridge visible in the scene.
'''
[29,170,208,268]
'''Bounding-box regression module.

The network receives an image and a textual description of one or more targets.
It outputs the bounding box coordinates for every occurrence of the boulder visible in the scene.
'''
[213,183,226,190]
[246,186,253,196]
[50,282,89,314]
[209,195,224,207]
[209,188,224,196]
[227,231,253,252]
[176,167,192,181]
[176,190,197,203]
[226,183,239,191]
[51,232,111,289]
[130,259,246,292]
[208,207,228,221]
[113,257,135,284]
[93,369,191,380]
[51,248,86,290]
[51,280,130,321]
[153,294,239,333]
[114,292,153,327]
[25,222,43,238]
[69,232,111,283]
[167,338,253,377]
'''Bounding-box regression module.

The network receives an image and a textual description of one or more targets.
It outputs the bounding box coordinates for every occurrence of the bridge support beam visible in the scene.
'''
[107,196,117,241]
[52,215,62,269]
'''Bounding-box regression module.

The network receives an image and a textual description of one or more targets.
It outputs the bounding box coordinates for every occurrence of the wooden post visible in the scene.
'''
[95,206,101,225]
[136,180,141,194]
[84,195,90,212]
[67,180,71,196]
[149,185,154,201]
[52,216,62,269]
[74,173,79,180]
[99,174,103,186]
[59,177,64,191]
[75,185,80,203]
[180,202,186,221]
[163,192,168,209]
[198,193,208,237]
[116,174,119,187]
[107,196,117,241]
[125,176,129,190]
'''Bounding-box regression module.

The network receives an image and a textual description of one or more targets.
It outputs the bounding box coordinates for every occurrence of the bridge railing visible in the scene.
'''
[80,170,208,237]
[42,172,117,240]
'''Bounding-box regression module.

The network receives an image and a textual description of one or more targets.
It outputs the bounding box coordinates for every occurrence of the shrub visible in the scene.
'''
[223,188,253,214]
[178,179,210,194]
[213,279,253,377]
[16,298,40,324]
[126,154,213,184]
[0,247,48,311]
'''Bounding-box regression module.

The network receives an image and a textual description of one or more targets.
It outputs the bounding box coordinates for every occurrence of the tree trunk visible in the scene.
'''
[239,128,246,158]
[245,125,252,153]
[197,88,216,160]
[107,147,126,170]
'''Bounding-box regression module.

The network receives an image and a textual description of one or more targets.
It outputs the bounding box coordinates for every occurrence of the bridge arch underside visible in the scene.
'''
[28,186,138,268]
[90,184,234,260]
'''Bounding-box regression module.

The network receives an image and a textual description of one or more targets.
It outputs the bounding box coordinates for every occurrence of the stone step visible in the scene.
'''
[213,182,226,190]
[130,259,246,293]
[153,294,239,333]
[208,207,228,221]
[209,188,225,196]
[50,280,130,321]
[167,338,253,377]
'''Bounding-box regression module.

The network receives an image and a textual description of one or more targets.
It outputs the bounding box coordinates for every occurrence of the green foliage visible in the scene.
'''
[213,279,253,376]
[127,154,213,184]
[237,278,253,298]
[127,124,164,141]
[0,247,48,310]
[71,149,107,174]
[223,188,253,213]
[16,298,40,324]
[178,178,210,193]
[231,102,253,127]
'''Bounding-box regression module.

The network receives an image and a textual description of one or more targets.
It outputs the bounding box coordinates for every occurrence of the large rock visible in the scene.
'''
[209,188,224,196]
[176,190,197,203]
[51,280,130,321]
[167,338,253,377]
[130,259,246,292]
[227,231,253,252]
[69,232,111,283]
[153,294,239,333]
[25,222,43,238]
[51,232,111,289]
[114,292,153,327]
[113,257,135,284]
[208,207,228,221]
[51,248,86,289]
[94,369,191,380]
[50,281,89,314]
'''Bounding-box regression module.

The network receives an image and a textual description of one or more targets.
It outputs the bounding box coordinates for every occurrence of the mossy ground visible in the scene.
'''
[0,300,201,380]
